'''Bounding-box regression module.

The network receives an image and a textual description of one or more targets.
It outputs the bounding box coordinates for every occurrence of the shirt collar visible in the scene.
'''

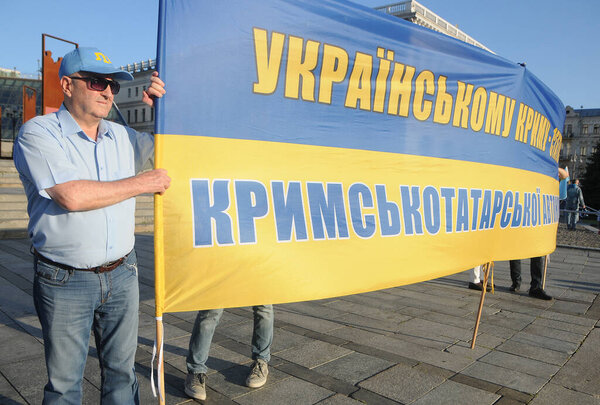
[57,104,114,141]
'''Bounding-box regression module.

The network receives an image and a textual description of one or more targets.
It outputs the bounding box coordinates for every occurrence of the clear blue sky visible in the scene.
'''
[2,0,597,109]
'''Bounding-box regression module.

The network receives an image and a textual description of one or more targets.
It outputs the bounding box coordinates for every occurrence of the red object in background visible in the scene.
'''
[42,34,78,114]
[23,86,37,122]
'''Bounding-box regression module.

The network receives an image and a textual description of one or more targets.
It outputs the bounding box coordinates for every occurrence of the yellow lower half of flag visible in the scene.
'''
[155,134,558,313]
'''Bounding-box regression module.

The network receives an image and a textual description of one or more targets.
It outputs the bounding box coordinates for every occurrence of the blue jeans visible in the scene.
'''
[567,210,579,229]
[186,305,274,374]
[33,251,140,405]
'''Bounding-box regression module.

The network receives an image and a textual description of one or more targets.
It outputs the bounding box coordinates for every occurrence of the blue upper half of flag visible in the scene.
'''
[156,0,565,178]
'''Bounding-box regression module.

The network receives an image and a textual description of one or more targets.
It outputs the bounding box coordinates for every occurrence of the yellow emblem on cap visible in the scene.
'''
[94,52,112,64]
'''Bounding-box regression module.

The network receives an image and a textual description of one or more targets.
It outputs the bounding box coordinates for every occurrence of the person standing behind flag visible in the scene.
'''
[13,47,170,404]
[184,306,274,400]
[566,179,585,230]
[508,168,570,301]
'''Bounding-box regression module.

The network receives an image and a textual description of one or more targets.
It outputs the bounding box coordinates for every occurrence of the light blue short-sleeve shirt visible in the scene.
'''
[13,105,154,268]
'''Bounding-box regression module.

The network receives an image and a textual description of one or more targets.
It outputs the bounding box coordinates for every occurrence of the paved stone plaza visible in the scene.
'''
[0,235,598,404]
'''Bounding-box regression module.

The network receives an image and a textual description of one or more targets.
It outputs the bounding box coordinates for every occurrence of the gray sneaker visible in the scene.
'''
[246,359,269,388]
[184,372,206,400]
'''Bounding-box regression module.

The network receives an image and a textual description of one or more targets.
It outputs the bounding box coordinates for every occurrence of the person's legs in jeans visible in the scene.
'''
[93,252,140,405]
[567,211,574,229]
[186,309,224,374]
[34,259,98,405]
[251,305,274,361]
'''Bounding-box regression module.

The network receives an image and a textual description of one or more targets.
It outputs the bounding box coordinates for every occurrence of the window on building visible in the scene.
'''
[582,125,588,134]
[592,146,597,155]
[134,109,138,123]
[566,124,572,135]
[135,87,139,97]
[581,146,587,156]
[142,109,146,122]
[128,88,131,98]
[127,110,131,124]
[594,125,599,134]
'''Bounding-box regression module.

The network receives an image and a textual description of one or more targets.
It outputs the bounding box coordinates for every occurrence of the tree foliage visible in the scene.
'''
[582,141,600,209]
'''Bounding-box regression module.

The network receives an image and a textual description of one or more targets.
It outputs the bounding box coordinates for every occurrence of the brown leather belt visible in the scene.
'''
[32,248,129,274]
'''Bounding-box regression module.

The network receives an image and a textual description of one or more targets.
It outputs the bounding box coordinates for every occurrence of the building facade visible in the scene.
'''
[0,69,42,157]
[375,1,493,53]
[561,107,600,180]
[114,59,156,134]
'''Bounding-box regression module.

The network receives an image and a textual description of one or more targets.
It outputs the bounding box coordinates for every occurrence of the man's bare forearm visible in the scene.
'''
[46,169,171,211]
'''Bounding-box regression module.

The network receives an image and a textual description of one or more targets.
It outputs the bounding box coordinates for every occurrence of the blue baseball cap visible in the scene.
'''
[59,47,134,81]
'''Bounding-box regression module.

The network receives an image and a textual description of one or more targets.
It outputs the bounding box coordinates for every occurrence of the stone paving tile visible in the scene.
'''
[478,350,560,379]
[379,288,468,309]
[328,325,474,372]
[444,341,491,361]
[420,310,481,330]
[270,327,316,353]
[339,293,406,312]
[331,313,404,334]
[511,331,580,354]
[0,372,24,404]
[461,361,548,394]
[398,298,475,318]
[449,373,501,394]
[324,299,412,324]
[495,339,571,366]
[0,356,47,405]
[496,386,533,403]
[395,318,474,341]
[350,388,402,404]
[358,363,445,403]
[234,375,333,405]
[391,330,455,350]
[529,383,600,405]
[277,301,348,320]
[312,351,394,385]
[0,322,44,365]
[539,310,598,327]
[275,360,357,396]
[477,322,519,340]
[276,339,353,369]
[531,316,594,335]
[560,289,598,302]
[480,309,537,331]
[275,309,345,334]
[411,380,501,405]
[316,393,364,404]
[551,328,600,397]
[522,323,586,344]
[0,276,36,319]
[469,332,505,349]
[550,300,591,315]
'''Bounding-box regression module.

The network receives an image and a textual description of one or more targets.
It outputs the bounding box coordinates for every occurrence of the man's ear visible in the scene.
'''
[60,76,72,97]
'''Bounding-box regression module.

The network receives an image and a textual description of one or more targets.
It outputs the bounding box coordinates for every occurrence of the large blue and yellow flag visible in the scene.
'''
[154,0,564,314]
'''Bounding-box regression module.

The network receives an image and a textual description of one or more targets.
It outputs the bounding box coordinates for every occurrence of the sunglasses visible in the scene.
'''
[69,76,121,95]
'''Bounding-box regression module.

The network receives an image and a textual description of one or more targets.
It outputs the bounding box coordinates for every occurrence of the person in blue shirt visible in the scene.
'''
[13,47,170,404]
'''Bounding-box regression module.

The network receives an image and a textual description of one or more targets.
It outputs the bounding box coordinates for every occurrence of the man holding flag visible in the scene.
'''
[14,47,170,404]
